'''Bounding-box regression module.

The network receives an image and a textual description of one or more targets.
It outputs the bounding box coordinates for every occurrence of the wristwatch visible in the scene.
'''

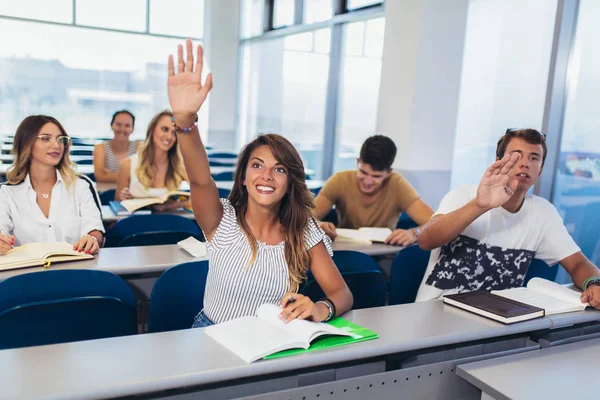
[585,278,600,290]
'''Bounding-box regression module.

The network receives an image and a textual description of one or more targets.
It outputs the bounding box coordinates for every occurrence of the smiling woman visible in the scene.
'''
[0,115,105,254]
[166,39,353,328]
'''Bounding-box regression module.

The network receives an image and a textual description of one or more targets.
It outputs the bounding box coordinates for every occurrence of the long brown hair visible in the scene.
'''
[7,115,77,188]
[229,134,316,292]
[135,110,187,190]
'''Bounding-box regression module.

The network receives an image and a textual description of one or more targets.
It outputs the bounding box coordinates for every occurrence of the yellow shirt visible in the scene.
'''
[317,170,420,230]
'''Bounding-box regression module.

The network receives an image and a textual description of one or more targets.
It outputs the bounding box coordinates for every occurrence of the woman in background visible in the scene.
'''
[115,110,190,211]
[93,110,140,182]
[0,115,104,255]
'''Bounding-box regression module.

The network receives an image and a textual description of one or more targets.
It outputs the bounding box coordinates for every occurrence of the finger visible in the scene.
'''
[0,242,12,252]
[280,292,295,308]
[73,239,82,252]
[177,44,184,73]
[0,234,12,246]
[492,154,511,175]
[285,306,305,323]
[581,292,589,303]
[196,43,204,78]
[168,54,174,77]
[298,308,312,320]
[499,153,519,175]
[200,72,213,97]
[185,38,194,73]
[484,160,503,178]
[83,237,94,253]
[89,240,99,255]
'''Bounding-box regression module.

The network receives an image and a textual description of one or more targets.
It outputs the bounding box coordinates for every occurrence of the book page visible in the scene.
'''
[204,316,305,363]
[257,304,351,345]
[491,287,586,315]
[527,277,587,307]
[358,227,392,243]
[120,197,163,212]
[0,242,90,270]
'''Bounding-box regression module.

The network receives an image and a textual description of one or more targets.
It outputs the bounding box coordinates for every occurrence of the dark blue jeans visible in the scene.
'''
[192,310,215,328]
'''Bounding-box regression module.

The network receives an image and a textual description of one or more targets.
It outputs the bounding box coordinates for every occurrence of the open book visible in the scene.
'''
[492,277,588,316]
[335,227,392,244]
[116,190,190,214]
[204,304,378,363]
[0,242,93,272]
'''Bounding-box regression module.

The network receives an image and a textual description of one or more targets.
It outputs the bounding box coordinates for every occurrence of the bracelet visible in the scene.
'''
[582,276,600,291]
[87,234,98,241]
[316,300,333,322]
[320,297,337,319]
[171,115,198,133]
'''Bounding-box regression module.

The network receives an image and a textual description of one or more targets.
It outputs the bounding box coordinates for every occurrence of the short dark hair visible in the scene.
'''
[359,135,397,171]
[496,129,547,166]
[110,110,135,128]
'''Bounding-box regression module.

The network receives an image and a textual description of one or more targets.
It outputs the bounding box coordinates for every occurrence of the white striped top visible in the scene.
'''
[203,199,333,323]
[103,141,138,174]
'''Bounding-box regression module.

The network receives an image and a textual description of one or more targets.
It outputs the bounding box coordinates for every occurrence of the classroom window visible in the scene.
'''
[76,0,147,32]
[239,0,264,38]
[0,0,72,23]
[273,0,295,28]
[303,0,333,24]
[149,0,204,38]
[450,0,557,188]
[347,0,382,11]
[238,30,331,177]
[333,18,384,172]
[552,0,600,266]
[0,18,209,141]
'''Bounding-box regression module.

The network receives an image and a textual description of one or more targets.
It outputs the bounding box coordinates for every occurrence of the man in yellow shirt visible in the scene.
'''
[315,135,434,246]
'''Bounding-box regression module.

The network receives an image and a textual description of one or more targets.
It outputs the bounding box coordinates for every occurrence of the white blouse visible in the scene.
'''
[0,172,104,246]
[128,154,169,198]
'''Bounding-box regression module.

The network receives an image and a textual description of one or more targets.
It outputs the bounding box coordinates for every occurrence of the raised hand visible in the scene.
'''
[476,152,520,210]
[167,39,213,125]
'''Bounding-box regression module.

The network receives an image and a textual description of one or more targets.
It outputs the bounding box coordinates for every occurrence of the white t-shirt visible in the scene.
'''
[415,184,580,301]
[128,154,169,198]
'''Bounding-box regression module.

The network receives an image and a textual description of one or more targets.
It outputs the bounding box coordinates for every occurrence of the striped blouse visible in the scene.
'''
[103,141,138,174]
[203,199,333,323]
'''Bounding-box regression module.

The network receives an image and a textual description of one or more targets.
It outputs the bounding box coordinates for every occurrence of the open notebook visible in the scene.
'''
[0,242,93,271]
[115,190,190,214]
[335,227,392,244]
[205,304,378,363]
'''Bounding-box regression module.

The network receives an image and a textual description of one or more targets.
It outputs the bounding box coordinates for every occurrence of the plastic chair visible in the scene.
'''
[85,172,96,182]
[148,260,209,333]
[322,207,338,225]
[208,152,237,159]
[99,189,116,205]
[396,213,418,230]
[388,245,432,305]
[105,214,203,247]
[301,270,387,310]
[118,230,200,247]
[70,149,94,156]
[75,159,93,165]
[0,270,137,350]
[212,171,234,181]
[524,259,558,284]
[209,160,234,167]
[218,187,231,199]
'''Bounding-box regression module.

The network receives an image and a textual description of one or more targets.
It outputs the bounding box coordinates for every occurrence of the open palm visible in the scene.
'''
[476,152,520,210]
[167,39,213,119]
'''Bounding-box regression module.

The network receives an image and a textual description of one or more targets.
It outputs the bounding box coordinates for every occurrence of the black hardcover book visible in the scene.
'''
[443,291,545,324]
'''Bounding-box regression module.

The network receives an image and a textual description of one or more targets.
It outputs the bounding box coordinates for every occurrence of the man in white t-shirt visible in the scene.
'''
[416,129,600,309]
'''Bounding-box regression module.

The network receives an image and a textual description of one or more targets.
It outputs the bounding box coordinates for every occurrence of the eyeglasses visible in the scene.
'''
[505,128,546,140]
[37,135,71,146]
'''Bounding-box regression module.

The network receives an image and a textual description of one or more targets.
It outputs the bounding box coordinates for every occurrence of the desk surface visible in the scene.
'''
[457,337,600,400]
[101,205,196,221]
[0,300,560,400]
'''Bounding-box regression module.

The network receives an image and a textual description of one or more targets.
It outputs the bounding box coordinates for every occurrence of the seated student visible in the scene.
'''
[93,110,140,183]
[0,115,104,255]
[167,40,353,327]
[115,110,191,211]
[416,129,600,309]
[315,135,434,246]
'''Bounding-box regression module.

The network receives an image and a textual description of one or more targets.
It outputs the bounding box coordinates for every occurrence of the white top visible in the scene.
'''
[0,172,104,246]
[128,153,169,198]
[203,199,333,323]
[416,184,580,301]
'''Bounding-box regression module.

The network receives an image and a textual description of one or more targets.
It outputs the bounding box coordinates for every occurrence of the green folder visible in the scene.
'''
[264,317,379,360]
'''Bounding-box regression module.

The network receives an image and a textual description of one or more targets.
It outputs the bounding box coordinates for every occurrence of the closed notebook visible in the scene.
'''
[119,190,190,213]
[0,242,93,271]
[204,303,379,363]
[443,291,545,324]
[335,227,392,244]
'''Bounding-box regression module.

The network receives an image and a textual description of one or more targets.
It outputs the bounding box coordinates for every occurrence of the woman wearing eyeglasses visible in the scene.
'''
[0,115,104,256]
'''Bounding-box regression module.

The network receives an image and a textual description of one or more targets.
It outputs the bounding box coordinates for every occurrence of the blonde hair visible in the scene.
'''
[7,115,77,188]
[229,134,316,293]
[135,110,187,190]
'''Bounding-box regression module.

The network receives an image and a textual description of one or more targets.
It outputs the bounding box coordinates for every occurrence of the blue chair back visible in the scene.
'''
[105,214,203,247]
[0,270,137,350]
[322,207,338,225]
[524,259,558,284]
[396,213,418,230]
[388,245,431,305]
[209,152,237,159]
[301,270,387,310]
[212,171,234,181]
[148,260,208,332]
[99,189,116,205]
[218,188,231,199]
[86,172,96,182]
[118,230,200,247]
[209,161,234,167]
[76,158,93,165]
[70,149,94,156]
